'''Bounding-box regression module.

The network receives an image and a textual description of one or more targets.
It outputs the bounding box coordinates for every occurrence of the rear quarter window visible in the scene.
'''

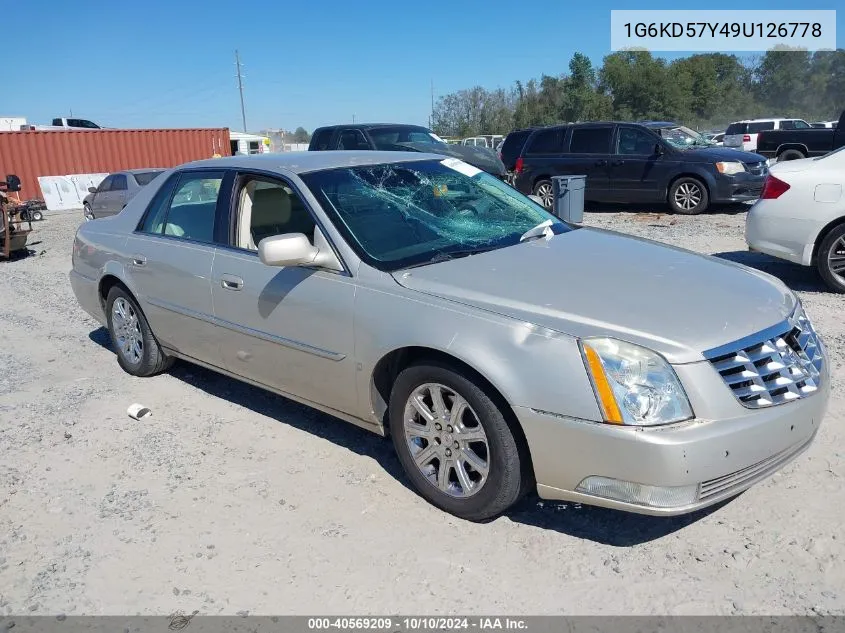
[525,128,564,155]
[501,129,533,168]
[726,123,747,135]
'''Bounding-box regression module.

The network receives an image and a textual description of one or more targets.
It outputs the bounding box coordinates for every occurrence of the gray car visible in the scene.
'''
[69,151,830,521]
[83,169,165,220]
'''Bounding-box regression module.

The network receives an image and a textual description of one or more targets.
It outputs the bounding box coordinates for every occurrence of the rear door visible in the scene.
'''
[123,169,230,365]
[607,125,670,203]
[90,175,113,215]
[103,173,128,217]
[562,125,614,201]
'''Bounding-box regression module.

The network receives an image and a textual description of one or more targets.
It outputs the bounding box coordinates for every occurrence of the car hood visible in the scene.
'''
[391,228,796,364]
[680,146,766,163]
[400,142,507,176]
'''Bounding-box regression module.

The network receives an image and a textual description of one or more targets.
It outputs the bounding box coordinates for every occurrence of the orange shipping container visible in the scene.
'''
[0,128,231,200]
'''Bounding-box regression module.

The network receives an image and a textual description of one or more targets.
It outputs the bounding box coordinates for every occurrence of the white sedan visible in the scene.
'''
[746,147,845,292]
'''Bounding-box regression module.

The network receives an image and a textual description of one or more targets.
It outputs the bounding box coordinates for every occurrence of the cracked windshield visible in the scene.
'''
[302,158,569,270]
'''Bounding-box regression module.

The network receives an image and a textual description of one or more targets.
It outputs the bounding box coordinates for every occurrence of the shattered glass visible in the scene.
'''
[301,159,569,271]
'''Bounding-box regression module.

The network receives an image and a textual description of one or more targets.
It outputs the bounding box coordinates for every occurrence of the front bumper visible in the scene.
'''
[711,171,766,203]
[515,362,829,516]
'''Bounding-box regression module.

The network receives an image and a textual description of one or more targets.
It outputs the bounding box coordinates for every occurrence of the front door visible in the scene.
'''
[123,170,228,365]
[211,174,357,415]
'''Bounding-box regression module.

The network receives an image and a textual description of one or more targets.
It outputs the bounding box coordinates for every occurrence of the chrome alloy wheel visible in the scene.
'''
[403,383,490,498]
[674,181,702,211]
[535,182,553,208]
[828,235,845,285]
[112,297,143,364]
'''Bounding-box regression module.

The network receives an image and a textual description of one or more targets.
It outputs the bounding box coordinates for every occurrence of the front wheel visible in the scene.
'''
[83,204,94,221]
[532,179,553,209]
[388,362,528,521]
[669,177,709,214]
[817,224,845,293]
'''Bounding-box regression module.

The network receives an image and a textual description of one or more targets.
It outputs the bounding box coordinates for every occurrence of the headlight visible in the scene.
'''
[715,161,745,175]
[580,338,693,426]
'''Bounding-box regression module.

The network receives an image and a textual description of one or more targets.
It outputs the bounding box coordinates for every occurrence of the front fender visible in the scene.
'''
[354,283,603,425]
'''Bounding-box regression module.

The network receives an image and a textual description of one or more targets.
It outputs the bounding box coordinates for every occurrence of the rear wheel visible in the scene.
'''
[669,177,708,214]
[388,362,528,521]
[32,210,43,221]
[777,149,805,162]
[532,179,553,209]
[106,286,173,376]
[817,224,845,293]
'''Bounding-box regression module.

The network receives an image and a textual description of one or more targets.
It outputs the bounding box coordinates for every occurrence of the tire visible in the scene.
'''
[32,210,43,221]
[105,285,173,376]
[388,361,528,521]
[668,177,709,215]
[778,149,805,162]
[19,210,30,221]
[817,224,845,293]
[83,203,94,221]
[532,179,553,209]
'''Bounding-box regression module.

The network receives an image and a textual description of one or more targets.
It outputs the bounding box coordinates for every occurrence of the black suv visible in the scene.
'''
[309,124,506,178]
[513,122,768,214]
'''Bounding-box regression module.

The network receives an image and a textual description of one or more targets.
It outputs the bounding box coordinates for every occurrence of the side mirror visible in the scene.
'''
[3,174,21,192]
[257,231,342,272]
[88,186,98,194]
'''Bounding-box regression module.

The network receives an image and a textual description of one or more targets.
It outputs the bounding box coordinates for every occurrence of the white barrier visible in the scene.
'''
[37,173,109,212]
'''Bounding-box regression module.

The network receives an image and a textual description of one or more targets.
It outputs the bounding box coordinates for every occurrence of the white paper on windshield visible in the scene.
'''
[429,132,447,143]
[440,158,482,178]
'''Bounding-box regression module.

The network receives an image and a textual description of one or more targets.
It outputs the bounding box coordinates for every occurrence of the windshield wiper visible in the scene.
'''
[402,245,501,269]
[519,219,554,242]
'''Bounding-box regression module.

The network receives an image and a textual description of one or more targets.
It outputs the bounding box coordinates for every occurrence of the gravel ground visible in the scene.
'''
[0,208,843,616]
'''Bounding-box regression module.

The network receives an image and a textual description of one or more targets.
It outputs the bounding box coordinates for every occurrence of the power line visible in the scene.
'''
[235,50,247,132]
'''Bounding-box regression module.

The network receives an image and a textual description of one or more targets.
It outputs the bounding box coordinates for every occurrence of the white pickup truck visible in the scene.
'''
[20,117,102,131]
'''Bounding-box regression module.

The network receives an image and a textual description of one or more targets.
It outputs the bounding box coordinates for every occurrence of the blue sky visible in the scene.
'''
[7,0,842,133]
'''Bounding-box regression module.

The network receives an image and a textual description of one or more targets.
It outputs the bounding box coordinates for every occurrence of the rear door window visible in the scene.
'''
[111,174,128,191]
[525,128,564,155]
[138,171,225,244]
[569,127,613,154]
[338,129,370,150]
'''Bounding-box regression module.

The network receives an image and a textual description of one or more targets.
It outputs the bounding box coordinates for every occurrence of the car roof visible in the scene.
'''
[640,121,679,128]
[186,151,446,174]
[315,123,429,130]
[730,118,800,123]
[121,168,166,174]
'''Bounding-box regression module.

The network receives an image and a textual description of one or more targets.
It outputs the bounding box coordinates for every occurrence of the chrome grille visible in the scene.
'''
[706,306,824,409]
[746,161,767,176]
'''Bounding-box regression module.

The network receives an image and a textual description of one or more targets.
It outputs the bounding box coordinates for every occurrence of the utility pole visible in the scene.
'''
[430,78,434,129]
[235,50,247,132]
[352,114,356,123]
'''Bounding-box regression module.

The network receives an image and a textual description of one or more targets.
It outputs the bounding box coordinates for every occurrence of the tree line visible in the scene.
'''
[432,49,845,137]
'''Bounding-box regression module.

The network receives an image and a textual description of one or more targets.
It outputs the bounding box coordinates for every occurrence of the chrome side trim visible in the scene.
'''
[212,315,346,361]
[146,296,346,362]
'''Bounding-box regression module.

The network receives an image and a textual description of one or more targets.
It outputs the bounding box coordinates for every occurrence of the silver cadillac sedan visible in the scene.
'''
[70,151,829,521]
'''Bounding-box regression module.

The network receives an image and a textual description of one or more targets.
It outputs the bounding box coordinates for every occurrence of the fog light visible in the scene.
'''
[575,476,699,508]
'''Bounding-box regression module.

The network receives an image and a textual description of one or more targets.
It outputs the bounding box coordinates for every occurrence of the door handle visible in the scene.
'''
[220,274,244,291]
[611,159,624,166]
[131,254,146,267]
[595,159,608,166]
